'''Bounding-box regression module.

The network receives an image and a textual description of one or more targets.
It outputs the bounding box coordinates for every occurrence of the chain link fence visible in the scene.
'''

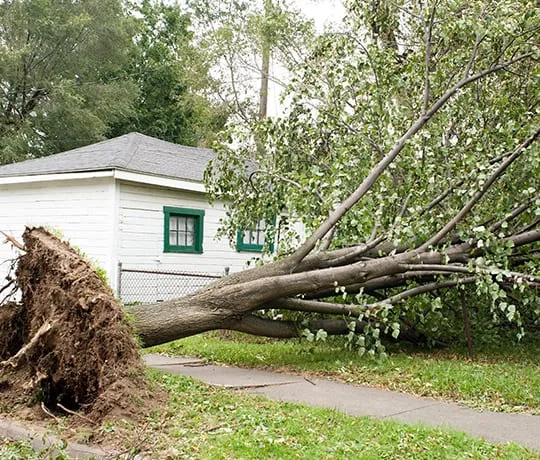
[118,265,222,304]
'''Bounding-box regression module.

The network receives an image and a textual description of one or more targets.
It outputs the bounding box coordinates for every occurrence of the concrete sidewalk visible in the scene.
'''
[144,353,540,451]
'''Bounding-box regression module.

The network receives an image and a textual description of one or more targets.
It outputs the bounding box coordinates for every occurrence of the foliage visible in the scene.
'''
[0,0,228,164]
[0,0,137,163]
[109,0,228,146]
[189,0,315,122]
[205,0,539,346]
[150,332,540,414]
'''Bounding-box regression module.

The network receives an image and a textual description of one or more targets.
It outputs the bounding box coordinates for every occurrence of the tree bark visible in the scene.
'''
[131,228,540,347]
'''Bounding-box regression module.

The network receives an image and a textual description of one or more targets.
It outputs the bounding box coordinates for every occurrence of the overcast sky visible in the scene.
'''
[293,0,345,31]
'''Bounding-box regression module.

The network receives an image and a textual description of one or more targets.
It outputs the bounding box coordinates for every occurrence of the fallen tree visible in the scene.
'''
[0,0,539,414]
[132,0,540,347]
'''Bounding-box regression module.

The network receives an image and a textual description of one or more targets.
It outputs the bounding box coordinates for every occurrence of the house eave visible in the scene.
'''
[113,170,206,193]
[0,168,206,193]
[0,170,115,185]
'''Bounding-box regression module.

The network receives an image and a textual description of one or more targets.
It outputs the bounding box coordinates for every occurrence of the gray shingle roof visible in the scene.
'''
[0,132,215,182]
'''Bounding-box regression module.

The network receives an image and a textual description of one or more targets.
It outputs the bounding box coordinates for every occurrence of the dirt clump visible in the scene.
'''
[0,227,159,426]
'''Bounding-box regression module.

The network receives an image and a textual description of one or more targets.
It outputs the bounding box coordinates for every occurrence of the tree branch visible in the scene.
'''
[289,52,533,265]
[420,142,518,216]
[419,126,540,250]
[398,264,472,275]
[249,170,325,203]
[229,314,298,338]
[507,228,540,248]
[319,226,337,251]
[272,298,366,317]
[463,32,487,79]
[422,0,438,115]
[514,217,539,236]
[367,276,476,307]
[489,195,538,233]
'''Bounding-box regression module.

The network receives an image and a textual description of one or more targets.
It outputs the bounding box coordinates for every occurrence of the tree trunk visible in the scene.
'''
[130,227,540,347]
[130,293,245,346]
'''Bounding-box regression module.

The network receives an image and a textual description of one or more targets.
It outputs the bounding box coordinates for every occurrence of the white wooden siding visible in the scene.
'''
[0,177,116,291]
[117,181,259,275]
[0,175,267,304]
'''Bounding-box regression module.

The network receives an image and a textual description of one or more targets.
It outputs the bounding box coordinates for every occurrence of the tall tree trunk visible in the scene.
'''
[258,0,271,119]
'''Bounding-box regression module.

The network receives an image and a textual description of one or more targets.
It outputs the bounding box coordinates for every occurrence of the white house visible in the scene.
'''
[0,133,268,302]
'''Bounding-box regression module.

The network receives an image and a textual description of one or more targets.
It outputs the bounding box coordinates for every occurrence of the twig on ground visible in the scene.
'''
[56,402,98,426]
[217,381,297,390]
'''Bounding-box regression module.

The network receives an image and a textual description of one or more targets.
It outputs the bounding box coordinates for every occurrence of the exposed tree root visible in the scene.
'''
[0,227,160,426]
[0,320,58,369]
[0,231,24,251]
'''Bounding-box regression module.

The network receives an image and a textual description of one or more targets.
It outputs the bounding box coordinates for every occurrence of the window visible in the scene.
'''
[163,206,204,253]
[237,219,272,252]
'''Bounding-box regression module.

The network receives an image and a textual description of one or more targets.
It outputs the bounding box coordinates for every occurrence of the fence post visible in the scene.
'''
[117,261,122,300]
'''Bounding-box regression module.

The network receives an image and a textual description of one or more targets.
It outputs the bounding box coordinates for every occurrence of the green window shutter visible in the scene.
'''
[163,206,204,254]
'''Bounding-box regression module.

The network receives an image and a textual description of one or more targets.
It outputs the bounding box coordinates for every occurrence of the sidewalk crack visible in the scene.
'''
[216,381,298,390]
[380,403,438,419]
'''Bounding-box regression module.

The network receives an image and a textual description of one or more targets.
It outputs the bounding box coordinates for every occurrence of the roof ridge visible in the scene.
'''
[111,132,142,168]
[130,132,214,153]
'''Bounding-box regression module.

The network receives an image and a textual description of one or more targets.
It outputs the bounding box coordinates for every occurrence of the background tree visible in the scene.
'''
[109,0,228,146]
[0,0,229,165]
[188,0,314,123]
[0,0,137,163]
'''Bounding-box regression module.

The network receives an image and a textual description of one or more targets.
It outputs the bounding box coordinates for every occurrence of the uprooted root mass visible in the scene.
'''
[0,227,154,423]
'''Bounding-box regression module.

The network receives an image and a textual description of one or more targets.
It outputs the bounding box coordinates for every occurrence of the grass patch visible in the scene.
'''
[122,370,538,458]
[0,438,69,459]
[2,370,537,458]
[149,332,540,414]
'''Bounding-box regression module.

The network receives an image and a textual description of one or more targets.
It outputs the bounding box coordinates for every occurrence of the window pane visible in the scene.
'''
[178,216,187,231]
[257,230,265,246]
[165,209,203,252]
[251,231,258,244]
[243,231,251,245]
[178,231,186,246]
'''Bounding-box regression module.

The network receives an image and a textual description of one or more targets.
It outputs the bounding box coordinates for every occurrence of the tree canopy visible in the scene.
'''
[0,0,136,163]
[204,0,539,348]
[108,0,228,146]
[0,0,227,165]
[189,0,315,122]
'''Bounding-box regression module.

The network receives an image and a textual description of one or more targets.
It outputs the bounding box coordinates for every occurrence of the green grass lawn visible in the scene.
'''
[149,332,540,414]
[3,335,538,458]
[141,370,537,459]
[2,369,537,459]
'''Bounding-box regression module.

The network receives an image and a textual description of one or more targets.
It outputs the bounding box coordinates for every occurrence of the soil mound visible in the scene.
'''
[0,227,156,424]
